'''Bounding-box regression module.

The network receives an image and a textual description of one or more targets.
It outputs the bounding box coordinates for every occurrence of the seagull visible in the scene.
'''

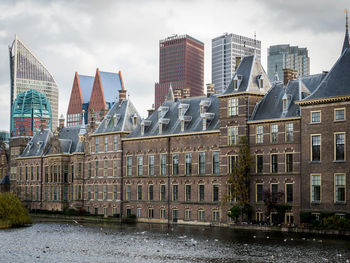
[73,220,78,224]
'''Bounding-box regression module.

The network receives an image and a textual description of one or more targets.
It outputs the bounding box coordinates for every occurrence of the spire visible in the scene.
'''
[166,83,174,101]
[342,9,349,54]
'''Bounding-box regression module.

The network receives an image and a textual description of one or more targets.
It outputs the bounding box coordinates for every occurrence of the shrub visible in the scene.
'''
[228,205,241,221]
[0,192,32,227]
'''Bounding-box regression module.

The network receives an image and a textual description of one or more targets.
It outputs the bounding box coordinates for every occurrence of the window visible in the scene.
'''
[103,185,107,200]
[137,156,143,176]
[94,185,98,200]
[311,111,321,123]
[161,154,167,175]
[127,156,132,176]
[286,123,294,142]
[335,133,345,161]
[95,137,99,153]
[185,209,191,221]
[256,211,263,222]
[199,185,205,201]
[335,109,345,121]
[228,126,238,145]
[228,98,238,116]
[213,185,219,202]
[256,126,263,144]
[160,208,166,219]
[148,155,154,176]
[113,136,118,151]
[282,99,287,111]
[311,174,321,203]
[95,161,99,177]
[172,154,179,175]
[335,174,346,203]
[286,154,293,173]
[285,213,294,225]
[160,185,166,201]
[137,208,142,218]
[212,210,220,222]
[198,152,205,174]
[256,184,263,203]
[198,209,205,221]
[185,153,192,175]
[104,160,108,176]
[256,155,263,173]
[137,185,142,201]
[271,154,278,173]
[311,135,321,161]
[88,186,91,200]
[88,162,92,178]
[104,137,108,152]
[113,160,117,176]
[172,185,178,201]
[271,124,278,143]
[126,185,131,201]
[148,208,154,219]
[113,185,117,200]
[172,209,178,222]
[271,183,278,202]
[227,183,236,202]
[228,155,238,174]
[185,185,191,201]
[286,184,293,203]
[148,185,154,201]
[213,151,219,174]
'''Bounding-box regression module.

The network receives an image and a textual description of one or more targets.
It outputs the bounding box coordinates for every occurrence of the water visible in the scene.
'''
[1,222,350,263]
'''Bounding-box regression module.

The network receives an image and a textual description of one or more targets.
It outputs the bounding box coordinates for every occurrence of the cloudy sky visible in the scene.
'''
[0,0,348,131]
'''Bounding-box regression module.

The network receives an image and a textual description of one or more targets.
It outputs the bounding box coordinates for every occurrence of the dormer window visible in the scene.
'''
[131,114,138,127]
[257,75,264,89]
[181,120,185,132]
[233,75,243,90]
[27,142,33,153]
[37,141,43,153]
[283,98,287,111]
[140,119,152,136]
[141,123,145,136]
[200,105,204,114]
[113,114,121,127]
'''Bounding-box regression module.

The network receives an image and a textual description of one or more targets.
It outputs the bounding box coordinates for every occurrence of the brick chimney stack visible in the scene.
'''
[283,69,298,86]
[118,70,127,104]
[206,83,215,97]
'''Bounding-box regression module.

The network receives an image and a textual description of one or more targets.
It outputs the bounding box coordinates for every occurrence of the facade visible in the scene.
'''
[9,36,59,133]
[67,69,125,127]
[11,89,52,137]
[13,26,350,226]
[212,33,261,94]
[154,35,204,109]
[267,44,310,83]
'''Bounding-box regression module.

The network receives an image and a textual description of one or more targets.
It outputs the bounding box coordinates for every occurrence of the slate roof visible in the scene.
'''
[0,175,10,185]
[94,99,141,134]
[99,71,123,103]
[128,95,220,138]
[251,74,326,121]
[304,48,350,101]
[20,129,52,157]
[78,74,94,103]
[52,126,82,154]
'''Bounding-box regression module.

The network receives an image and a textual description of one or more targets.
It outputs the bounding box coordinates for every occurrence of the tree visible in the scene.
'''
[263,190,290,225]
[227,205,241,222]
[227,136,252,219]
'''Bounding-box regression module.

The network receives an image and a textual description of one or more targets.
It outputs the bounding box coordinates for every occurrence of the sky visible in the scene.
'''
[0,0,348,131]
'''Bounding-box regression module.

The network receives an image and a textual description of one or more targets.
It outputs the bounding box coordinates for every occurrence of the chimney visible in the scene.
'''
[118,70,127,104]
[206,83,215,97]
[173,89,182,100]
[147,104,155,117]
[235,57,242,70]
[283,69,298,86]
[59,114,65,129]
[183,88,190,98]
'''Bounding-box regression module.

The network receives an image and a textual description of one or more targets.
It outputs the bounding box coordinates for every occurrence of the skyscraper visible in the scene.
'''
[267,44,310,82]
[154,35,204,109]
[9,36,59,133]
[212,33,261,94]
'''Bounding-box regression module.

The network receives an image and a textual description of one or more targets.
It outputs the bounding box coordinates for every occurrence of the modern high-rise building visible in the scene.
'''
[212,33,261,94]
[267,44,310,82]
[154,35,204,109]
[9,36,59,134]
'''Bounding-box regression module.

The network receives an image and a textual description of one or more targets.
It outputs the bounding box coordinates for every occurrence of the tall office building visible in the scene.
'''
[9,36,59,134]
[267,44,310,82]
[212,33,261,94]
[154,35,204,109]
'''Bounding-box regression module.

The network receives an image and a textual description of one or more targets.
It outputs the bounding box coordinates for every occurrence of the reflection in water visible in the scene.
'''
[1,222,350,263]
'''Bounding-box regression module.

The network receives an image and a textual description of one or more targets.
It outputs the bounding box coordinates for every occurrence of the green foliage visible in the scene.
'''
[228,205,241,221]
[127,214,136,219]
[300,211,350,230]
[0,192,32,227]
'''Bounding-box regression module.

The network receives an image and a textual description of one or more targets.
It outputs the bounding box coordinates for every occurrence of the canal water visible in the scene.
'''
[1,222,350,263]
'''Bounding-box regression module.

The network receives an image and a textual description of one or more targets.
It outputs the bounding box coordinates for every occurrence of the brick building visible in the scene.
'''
[154,35,204,109]
[14,26,350,226]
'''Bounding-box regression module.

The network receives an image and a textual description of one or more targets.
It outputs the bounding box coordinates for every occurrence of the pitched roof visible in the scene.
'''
[78,74,94,103]
[128,95,220,138]
[303,48,350,101]
[20,129,53,157]
[99,71,123,103]
[223,54,271,95]
[94,99,141,134]
[251,74,325,121]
